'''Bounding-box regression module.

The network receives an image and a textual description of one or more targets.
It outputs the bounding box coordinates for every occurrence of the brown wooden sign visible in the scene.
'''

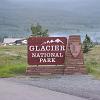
[28,37,67,65]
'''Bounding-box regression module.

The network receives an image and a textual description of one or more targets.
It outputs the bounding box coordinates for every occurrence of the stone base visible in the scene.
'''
[26,65,87,75]
[26,65,65,75]
[64,64,87,74]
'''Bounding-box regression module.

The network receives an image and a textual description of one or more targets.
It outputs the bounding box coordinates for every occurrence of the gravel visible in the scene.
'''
[5,75,100,100]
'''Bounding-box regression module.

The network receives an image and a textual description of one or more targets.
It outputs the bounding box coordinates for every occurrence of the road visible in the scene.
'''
[0,79,88,100]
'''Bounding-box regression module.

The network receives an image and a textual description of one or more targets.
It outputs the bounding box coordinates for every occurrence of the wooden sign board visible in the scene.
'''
[28,37,67,65]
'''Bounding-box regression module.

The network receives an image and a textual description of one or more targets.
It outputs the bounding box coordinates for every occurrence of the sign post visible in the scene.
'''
[26,35,86,75]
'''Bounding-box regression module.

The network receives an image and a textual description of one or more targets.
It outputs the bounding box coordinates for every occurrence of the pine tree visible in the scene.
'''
[83,34,94,53]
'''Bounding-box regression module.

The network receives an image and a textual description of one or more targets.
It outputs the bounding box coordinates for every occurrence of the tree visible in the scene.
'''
[31,23,48,37]
[0,35,8,43]
[83,34,94,53]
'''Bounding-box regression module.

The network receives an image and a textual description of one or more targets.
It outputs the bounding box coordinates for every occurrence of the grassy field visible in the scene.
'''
[84,45,100,79]
[0,45,27,78]
[0,45,100,78]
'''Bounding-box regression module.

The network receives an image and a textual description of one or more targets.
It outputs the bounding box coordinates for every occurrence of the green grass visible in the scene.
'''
[0,45,100,78]
[84,45,100,78]
[0,45,27,78]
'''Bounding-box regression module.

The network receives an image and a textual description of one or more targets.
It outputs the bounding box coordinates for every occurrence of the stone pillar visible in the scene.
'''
[64,35,86,74]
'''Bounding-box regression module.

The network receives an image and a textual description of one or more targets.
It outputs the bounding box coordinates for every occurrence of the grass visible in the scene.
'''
[84,45,100,78]
[0,45,27,78]
[0,45,100,78]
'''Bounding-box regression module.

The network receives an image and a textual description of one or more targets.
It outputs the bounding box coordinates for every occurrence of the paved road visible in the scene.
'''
[7,75,100,100]
[0,79,87,100]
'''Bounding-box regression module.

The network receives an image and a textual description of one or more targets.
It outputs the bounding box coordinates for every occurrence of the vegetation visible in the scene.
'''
[83,34,94,53]
[31,23,48,37]
[0,45,100,78]
[84,45,100,79]
[0,45,27,78]
[0,35,8,43]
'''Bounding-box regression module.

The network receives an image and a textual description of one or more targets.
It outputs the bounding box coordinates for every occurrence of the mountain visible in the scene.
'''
[0,0,100,41]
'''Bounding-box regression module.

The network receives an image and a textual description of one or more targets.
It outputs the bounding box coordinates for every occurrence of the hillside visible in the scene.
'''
[0,0,100,40]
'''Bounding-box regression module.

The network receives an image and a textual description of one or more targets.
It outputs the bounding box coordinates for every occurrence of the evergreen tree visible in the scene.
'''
[31,23,48,37]
[83,34,94,53]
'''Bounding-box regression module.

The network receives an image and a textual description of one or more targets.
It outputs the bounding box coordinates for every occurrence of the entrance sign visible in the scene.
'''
[27,35,86,75]
[28,37,67,65]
